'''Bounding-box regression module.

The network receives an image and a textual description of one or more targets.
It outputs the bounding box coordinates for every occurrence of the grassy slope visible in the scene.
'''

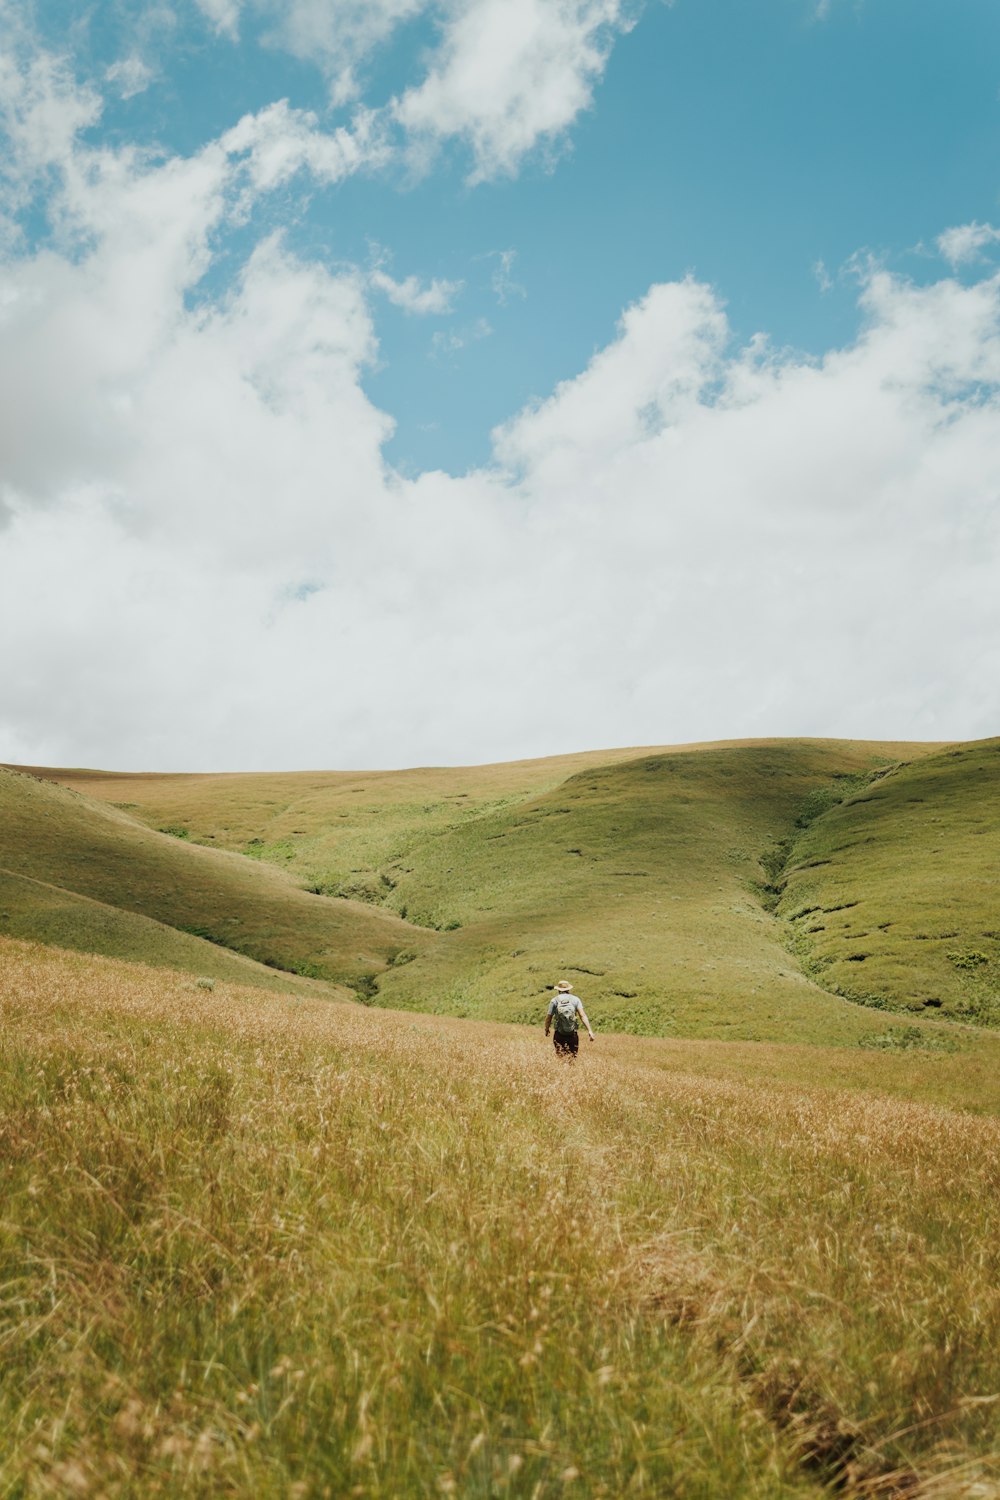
[0,768,427,991]
[13,739,947,1046]
[369,740,940,1042]
[15,746,682,883]
[0,869,346,995]
[3,937,1000,1498]
[776,738,1000,1025]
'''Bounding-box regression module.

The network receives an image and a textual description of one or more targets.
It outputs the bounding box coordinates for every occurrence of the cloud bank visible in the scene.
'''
[1,22,998,769]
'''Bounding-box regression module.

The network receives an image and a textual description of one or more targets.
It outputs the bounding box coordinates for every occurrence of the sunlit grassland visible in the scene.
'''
[3,938,999,1498]
[11,739,957,1046]
[0,869,346,996]
[9,746,690,860]
[0,768,425,992]
[366,742,941,1041]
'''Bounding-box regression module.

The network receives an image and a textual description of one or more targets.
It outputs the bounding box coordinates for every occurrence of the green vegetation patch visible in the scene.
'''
[11,736,997,1048]
[371,741,946,1045]
[0,871,323,994]
[0,769,428,992]
[858,1024,961,1053]
[776,740,1000,1026]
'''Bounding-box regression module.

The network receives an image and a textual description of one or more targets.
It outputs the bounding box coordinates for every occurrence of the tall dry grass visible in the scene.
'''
[2,936,999,1498]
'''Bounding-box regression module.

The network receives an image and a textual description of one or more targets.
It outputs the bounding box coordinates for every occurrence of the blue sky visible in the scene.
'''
[2,0,1000,767]
[42,0,1000,474]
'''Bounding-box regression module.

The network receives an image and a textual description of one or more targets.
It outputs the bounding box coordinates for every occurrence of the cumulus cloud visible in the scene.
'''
[2,121,1000,769]
[393,0,636,181]
[495,280,728,482]
[222,99,390,192]
[1,30,999,769]
[937,221,1000,267]
[204,0,638,179]
[0,40,101,191]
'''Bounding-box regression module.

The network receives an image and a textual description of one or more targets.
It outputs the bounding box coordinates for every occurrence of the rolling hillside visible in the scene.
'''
[366,740,938,1040]
[0,868,338,994]
[12,736,993,1046]
[5,740,1000,1492]
[8,746,692,886]
[0,768,427,992]
[776,738,1000,1025]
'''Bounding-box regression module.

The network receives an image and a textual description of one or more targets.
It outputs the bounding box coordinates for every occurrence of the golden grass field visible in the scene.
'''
[3,936,1000,1498]
[4,738,1000,1496]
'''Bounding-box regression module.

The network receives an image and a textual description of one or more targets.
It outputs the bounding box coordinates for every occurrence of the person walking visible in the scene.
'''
[545,980,595,1059]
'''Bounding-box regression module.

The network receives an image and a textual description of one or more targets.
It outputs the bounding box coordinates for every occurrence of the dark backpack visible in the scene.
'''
[553,995,578,1033]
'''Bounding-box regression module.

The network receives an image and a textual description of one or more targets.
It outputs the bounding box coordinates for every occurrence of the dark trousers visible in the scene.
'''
[553,1029,579,1058]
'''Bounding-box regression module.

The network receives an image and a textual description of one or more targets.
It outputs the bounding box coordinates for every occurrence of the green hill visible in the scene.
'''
[6,739,1000,1497]
[776,738,1000,1025]
[0,768,426,992]
[0,868,337,993]
[365,740,946,1042]
[13,737,986,1047]
[11,746,689,882]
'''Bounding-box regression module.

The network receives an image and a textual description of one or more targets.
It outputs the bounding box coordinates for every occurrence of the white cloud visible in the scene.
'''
[369,266,461,314]
[495,279,727,482]
[937,221,1000,268]
[1,31,999,769]
[3,186,1000,767]
[222,99,390,192]
[203,0,637,178]
[0,145,228,504]
[393,0,636,181]
[105,56,154,100]
[0,43,101,191]
[194,0,244,38]
[0,0,641,205]
[256,0,428,105]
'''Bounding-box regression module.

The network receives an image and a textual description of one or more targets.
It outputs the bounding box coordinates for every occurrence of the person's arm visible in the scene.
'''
[577,1003,595,1040]
[544,999,553,1037]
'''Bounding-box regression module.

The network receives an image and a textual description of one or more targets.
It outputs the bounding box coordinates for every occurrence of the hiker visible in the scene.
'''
[545,980,595,1059]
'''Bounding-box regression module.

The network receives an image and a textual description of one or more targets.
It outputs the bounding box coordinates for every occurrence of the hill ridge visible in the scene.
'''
[5,736,994,1045]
